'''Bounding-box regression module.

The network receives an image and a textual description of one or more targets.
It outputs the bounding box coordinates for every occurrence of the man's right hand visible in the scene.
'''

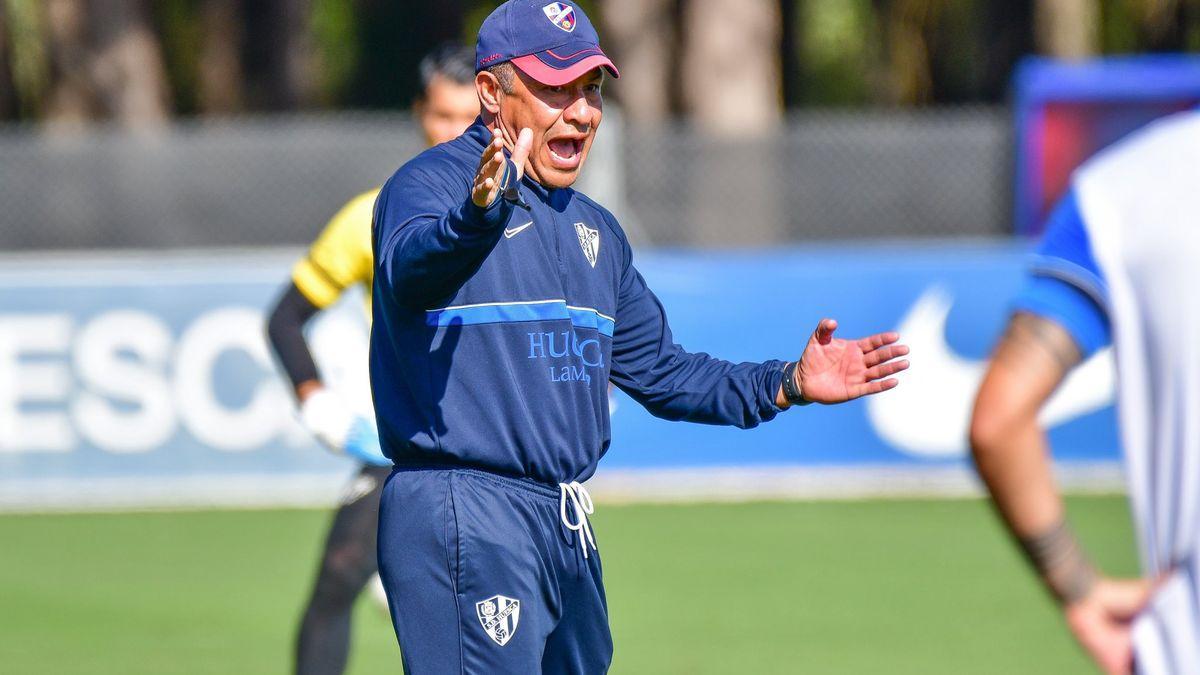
[1064,577,1155,675]
[472,126,533,208]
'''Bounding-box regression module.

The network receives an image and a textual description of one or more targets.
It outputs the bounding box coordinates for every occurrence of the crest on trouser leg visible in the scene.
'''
[476,595,521,646]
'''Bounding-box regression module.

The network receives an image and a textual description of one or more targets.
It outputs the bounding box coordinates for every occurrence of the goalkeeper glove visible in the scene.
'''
[300,389,390,467]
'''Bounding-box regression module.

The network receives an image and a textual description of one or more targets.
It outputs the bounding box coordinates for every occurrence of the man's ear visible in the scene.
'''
[476,71,502,115]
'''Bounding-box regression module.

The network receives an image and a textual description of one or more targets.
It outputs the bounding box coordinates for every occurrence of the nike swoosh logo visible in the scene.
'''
[865,286,1116,458]
[504,221,534,239]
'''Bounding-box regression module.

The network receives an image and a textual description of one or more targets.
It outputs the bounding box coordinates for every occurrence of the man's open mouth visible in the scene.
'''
[547,137,584,168]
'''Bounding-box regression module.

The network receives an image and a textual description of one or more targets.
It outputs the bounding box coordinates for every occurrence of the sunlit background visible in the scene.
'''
[1,1,1198,673]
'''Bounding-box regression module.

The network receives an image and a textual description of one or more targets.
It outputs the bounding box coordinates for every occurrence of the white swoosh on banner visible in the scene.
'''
[865,286,1116,458]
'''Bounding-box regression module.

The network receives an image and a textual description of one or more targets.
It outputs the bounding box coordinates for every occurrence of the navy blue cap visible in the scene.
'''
[476,1,619,86]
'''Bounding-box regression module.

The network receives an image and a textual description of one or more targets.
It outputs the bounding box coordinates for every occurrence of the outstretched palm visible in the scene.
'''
[795,318,909,404]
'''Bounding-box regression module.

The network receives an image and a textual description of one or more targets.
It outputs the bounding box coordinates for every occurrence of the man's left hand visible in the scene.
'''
[783,318,909,406]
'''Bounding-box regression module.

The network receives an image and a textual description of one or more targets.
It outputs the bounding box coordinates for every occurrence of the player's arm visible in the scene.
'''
[970,188,1152,674]
[608,222,907,428]
[265,195,390,467]
[969,311,1150,675]
[970,312,1091,598]
[265,283,323,399]
[375,128,531,307]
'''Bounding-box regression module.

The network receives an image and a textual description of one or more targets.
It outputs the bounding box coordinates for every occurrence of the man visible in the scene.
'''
[969,109,1200,674]
[371,3,910,672]
[265,43,479,675]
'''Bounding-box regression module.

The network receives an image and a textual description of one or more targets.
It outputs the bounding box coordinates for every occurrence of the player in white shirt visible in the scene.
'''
[969,109,1200,674]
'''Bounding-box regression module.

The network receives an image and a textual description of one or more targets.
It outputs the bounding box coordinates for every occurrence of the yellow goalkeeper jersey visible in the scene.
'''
[291,188,379,317]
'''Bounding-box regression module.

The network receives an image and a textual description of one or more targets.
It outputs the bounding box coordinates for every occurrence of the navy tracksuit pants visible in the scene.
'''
[377,467,612,674]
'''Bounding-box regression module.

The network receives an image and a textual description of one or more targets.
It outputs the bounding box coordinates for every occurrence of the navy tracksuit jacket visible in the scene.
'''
[370,120,786,673]
[370,120,785,484]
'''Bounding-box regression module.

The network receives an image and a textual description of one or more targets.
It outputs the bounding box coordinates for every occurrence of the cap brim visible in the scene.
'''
[511,52,619,87]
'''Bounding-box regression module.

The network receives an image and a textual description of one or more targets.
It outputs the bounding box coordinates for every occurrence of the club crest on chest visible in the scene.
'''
[476,594,521,646]
[575,222,600,268]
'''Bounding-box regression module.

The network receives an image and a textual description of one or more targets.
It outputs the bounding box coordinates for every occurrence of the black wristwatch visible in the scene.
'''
[781,361,810,406]
[499,157,529,209]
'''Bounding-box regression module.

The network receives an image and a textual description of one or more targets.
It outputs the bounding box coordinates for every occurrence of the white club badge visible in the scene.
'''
[575,222,600,268]
[542,3,577,33]
[476,595,521,646]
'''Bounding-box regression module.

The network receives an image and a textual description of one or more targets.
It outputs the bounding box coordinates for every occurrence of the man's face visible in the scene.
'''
[498,68,603,189]
[416,75,480,147]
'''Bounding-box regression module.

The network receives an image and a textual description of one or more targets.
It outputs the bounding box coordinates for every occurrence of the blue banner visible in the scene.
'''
[0,245,1118,508]
[604,243,1117,470]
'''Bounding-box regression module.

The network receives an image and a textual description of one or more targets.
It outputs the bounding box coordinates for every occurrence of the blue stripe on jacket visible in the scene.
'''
[426,299,616,337]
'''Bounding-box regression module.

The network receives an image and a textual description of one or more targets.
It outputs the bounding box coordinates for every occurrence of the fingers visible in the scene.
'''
[858,331,900,352]
[851,378,899,400]
[473,130,507,207]
[865,359,909,382]
[813,318,837,345]
[1098,578,1156,619]
[477,128,504,171]
[474,127,533,207]
[511,128,533,180]
[863,343,909,368]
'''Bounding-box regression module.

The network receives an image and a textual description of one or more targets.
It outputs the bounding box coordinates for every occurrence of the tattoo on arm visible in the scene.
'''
[994,313,1083,374]
[1018,519,1097,605]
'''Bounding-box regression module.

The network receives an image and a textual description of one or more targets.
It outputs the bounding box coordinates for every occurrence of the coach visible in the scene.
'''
[370,2,910,673]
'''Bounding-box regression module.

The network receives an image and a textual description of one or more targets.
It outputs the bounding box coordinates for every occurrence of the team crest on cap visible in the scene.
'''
[476,595,521,646]
[542,2,577,32]
[575,222,599,268]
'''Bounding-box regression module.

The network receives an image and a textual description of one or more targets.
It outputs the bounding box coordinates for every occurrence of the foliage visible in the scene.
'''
[0,0,1198,121]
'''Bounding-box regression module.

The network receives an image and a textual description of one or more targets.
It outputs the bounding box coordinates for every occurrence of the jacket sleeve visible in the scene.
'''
[607,227,786,428]
[373,164,514,308]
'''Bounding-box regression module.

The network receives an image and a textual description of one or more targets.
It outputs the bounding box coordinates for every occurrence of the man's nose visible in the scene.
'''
[562,94,596,129]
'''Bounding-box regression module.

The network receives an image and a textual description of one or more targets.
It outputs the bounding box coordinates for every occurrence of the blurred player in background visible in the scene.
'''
[265,43,479,675]
[969,109,1200,674]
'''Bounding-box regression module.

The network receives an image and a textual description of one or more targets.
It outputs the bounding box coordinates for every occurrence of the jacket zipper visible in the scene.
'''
[550,205,570,297]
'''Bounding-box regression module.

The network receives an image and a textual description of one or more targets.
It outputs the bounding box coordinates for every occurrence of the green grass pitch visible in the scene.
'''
[0,496,1136,674]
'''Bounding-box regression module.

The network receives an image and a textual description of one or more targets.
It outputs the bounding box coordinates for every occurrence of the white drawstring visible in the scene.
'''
[559,481,597,559]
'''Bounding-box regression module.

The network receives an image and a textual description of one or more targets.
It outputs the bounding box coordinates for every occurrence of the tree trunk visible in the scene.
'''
[42,0,171,130]
[601,0,677,124]
[1137,0,1185,51]
[779,0,802,108]
[1034,0,1098,58]
[87,0,172,128]
[981,0,1035,102]
[42,0,95,129]
[198,0,244,114]
[880,0,940,105]
[679,0,784,246]
[243,0,315,111]
[681,0,782,136]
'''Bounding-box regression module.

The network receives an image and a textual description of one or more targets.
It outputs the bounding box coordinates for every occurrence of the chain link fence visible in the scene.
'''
[622,108,1011,245]
[0,108,1011,251]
